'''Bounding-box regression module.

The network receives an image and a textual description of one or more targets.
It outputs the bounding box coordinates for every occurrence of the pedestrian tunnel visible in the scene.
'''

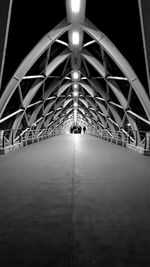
[0,0,150,156]
[0,1,150,265]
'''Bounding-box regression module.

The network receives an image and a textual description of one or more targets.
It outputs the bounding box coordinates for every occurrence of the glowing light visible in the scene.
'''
[72,71,79,80]
[73,91,79,97]
[74,84,78,89]
[71,0,80,13]
[74,102,78,108]
[72,31,80,45]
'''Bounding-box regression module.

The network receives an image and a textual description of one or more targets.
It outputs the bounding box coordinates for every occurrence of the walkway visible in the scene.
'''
[0,134,150,267]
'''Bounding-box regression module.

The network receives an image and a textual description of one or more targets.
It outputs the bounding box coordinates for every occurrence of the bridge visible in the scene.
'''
[0,0,150,266]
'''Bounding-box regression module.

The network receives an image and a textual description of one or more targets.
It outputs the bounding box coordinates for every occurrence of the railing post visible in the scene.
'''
[115,131,118,144]
[23,133,26,146]
[122,132,125,147]
[135,131,138,146]
[37,131,39,142]
[31,131,33,143]
[11,129,14,146]
[145,132,150,150]
[144,133,147,150]
[19,131,22,144]
[110,131,112,142]
[25,131,28,146]
[2,130,5,149]
[128,132,130,144]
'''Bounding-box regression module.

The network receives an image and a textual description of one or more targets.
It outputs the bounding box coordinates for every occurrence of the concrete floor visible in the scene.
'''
[0,134,150,267]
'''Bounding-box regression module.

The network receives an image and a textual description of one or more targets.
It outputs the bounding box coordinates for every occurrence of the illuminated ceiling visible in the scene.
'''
[0,0,150,141]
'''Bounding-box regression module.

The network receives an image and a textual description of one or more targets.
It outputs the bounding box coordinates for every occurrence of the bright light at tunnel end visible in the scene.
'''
[74,83,78,89]
[71,0,81,13]
[72,71,79,80]
[72,31,80,45]
[74,102,78,108]
[73,91,79,97]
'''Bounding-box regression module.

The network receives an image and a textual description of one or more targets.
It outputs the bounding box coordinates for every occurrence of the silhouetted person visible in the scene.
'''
[83,126,86,134]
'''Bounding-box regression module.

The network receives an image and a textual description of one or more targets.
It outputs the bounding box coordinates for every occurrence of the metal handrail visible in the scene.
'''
[0,128,61,149]
[92,129,150,150]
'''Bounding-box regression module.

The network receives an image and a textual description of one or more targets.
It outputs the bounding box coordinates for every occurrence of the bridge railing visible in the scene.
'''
[93,129,150,151]
[0,128,60,151]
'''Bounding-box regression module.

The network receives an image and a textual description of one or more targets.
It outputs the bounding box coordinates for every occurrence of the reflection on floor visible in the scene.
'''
[0,134,150,267]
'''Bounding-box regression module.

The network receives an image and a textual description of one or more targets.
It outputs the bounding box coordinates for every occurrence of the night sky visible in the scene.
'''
[1,0,148,93]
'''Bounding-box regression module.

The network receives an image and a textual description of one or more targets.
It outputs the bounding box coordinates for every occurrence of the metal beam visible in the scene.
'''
[0,0,13,92]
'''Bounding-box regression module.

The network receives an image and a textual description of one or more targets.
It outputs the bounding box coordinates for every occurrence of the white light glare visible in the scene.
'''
[74,102,78,108]
[73,91,79,97]
[72,71,79,80]
[72,31,80,45]
[71,0,80,13]
[74,84,78,89]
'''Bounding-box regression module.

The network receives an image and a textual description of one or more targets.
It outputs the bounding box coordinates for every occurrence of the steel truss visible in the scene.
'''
[0,16,150,146]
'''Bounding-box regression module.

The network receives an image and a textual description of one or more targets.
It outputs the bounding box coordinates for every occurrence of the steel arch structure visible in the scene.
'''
[0,1,150,144]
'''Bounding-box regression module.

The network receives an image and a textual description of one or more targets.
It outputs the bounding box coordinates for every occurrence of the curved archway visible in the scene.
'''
[0,0,149,146]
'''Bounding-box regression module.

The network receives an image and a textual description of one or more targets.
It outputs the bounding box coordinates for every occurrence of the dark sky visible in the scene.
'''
[0,0,11,82]
[140,0,150,82]
[86,0,148,90]
[1,0,148,93]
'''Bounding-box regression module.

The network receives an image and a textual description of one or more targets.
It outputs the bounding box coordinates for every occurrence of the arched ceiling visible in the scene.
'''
[0,0,150,141]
